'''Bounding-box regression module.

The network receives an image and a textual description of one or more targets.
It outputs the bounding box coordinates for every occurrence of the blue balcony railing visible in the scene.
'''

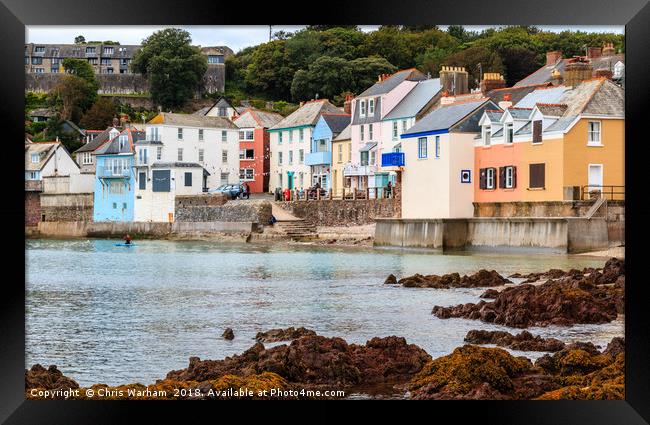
[381,152,405,167]
[98,167,131,178]
[305,151,332,166]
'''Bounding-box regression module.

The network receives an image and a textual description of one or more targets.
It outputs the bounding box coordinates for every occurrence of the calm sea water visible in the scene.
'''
[26,239,623,387]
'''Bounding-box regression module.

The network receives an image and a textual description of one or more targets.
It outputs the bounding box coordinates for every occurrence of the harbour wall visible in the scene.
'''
[374,217,610,254]
[277,198,399,226]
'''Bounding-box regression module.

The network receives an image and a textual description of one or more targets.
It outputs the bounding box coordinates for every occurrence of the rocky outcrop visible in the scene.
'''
[25,364,79,391]
[480,289,500,299]
[395,269,510,289]
[255,327,317,343]
[409,338,624,400]
[222,328,234,340]
[433,258,624,328]
[384,274,398,285]
[464,330,565,352]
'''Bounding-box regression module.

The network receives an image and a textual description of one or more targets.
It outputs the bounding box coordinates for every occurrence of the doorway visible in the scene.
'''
[588,164,603,195]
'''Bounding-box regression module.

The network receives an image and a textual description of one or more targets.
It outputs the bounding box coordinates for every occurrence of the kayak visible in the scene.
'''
[114,243,136,247]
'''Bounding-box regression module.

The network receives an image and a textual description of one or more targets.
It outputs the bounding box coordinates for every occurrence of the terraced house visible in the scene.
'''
[474,77,624,203]
[268,99,342,191]
[307,113,351,191]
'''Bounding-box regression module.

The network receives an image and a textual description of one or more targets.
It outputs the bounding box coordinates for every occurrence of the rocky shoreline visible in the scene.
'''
[26,258,625,400]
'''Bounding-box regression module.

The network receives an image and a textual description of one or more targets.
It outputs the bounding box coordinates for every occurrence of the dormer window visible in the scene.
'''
[360,100,366,117]
[505,123,514,144]
[368,99,375,115]
[31,153,39,163]
[119,135,128,149]
[483,126,491,146]
[103,47,114,55]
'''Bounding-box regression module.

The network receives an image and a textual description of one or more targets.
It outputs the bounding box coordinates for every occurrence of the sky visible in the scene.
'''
[26,25,624,53]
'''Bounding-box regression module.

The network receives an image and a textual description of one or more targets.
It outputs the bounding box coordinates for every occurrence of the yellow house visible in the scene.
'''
[475,78,624,202]
[331,124,352,197]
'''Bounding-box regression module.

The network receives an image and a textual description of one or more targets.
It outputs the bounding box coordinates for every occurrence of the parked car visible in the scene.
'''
[209,184,244,199]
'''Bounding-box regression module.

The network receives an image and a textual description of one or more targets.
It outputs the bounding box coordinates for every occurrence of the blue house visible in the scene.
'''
[93,128,143,222]
[305,113,350,189]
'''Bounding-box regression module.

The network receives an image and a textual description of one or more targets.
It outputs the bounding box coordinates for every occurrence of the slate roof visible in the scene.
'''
[485,83,552,105]
[333,124,351,141]
[234,109,284,129]
[515,121,532,135]
[270,100,342,130]
[95,128,145,155]
[536,104,568,117]
[150,112,238,129]
[26,44,141,58]
[74,127,117,153]
[484,110,504,122]
[402,100,489,136]
[515,54,625,87]
[358,68,427,98]
[558,78,623,117]
[515,85,569,108]
[321,113,351,135]
[29,108,56,118]
[507,108,533,120]
[384,78,442,120]
[25,142,58,171]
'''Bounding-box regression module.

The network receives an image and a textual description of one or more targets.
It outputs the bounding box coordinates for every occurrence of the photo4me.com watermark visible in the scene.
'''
[29,387,347,399]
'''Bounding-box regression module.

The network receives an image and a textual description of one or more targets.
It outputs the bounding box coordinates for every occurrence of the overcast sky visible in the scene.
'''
[26,25,624,52]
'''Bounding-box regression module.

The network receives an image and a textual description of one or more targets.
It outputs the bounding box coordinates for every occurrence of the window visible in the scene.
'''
[360,125,365,141]
[34,68,44,74]
[532,120,542,144]
[220,172,229,184]
[299,128,304,142]
[486,168,496,189]
[499,166,516,189]
[369,99,375,115]
[289,150,294,165]
[392,121,398,140]
[208,55,223,64]
[505,123,514,144]
[105,68,114,74]
[418,137,427,159]
[31,57,42,65]
[51,58,60,65]
[278,132,283,144]
[177,128,183,140]
[299,173,304,187]
[177,148,183,161]
[435,136,440,158]
[184,172,192,187]
[34,46,45,53]
[218,107,227,117]
[369,124,373,140]
[221,130,227,142]
[239,149,254,160]
[104,47,114,55]
[588,121,601,145]
[138,148,148,165]
[222,151,228,162]
[108,181,125,195]
[148,127,159,142]
[529,163,545,189]
[370,150,376,166]
[360,100,366,116]
[121,59,129,66]
[198,149,204,162]
[360,151,369,166]
[289,130,294,143]
[402,120,408,132]
[101,58,111,65]
[156,147,162,160]
[299,149,304,164]
[239,130,254,140]
[198,129,204,141]
[239,168,254,181]
[85,46,96,54]
[338,144,343,163]
[51,67,59,73]
[31,153,39,163]
[118,135,128,150]
[27,171,40,180]
[483,126,491,146]
[348,143,352,161]
[139,172,146,190]
[278,152,283,165]
[87,58,98,65]
[81,152,92,165]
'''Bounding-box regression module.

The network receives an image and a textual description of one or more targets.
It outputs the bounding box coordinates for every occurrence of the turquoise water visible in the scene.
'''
[25,239,623,387]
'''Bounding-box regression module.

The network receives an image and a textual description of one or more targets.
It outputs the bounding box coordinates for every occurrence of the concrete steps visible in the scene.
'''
[274,220,318,241]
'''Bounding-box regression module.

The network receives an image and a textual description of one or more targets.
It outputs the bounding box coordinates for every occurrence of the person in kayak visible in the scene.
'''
[123,234,132,245]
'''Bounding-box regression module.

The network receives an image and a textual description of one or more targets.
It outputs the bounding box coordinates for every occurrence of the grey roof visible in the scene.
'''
[25,43,141,59]
[402,100,489,136]
[544,116,578,132]
[25,142,57,171]
[536,104,568,117]
[358,69,427,98]
[333,124,351,142]
[193,106,211,116]
[153,112,238,129]
[234,109,284,129]
[515,86,569,108]
[515,121,532,135]
[507,108,533,120]
[270,100,342,130]
[384,78,441,120]
[74,127,117,153]
[321,114,351,135]
[515,54,625,87]
[360,142,378,152]
[485,110,504,122]
[95,129,144,155]
[558,78,623,117]
[492,128,503,137]
[29,107,55,118]
[485,83,552,105]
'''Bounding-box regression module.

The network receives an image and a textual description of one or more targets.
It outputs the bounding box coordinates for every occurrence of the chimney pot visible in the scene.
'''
[546,51,563,66]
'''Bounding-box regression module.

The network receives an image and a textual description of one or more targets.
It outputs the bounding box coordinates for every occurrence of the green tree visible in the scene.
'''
[499,47,542,86]
[131,28,207,109]
[245,39,295,99]
[74,35,85,44]
[52,75,95,122]
[79,97,117,130]
[61,58,99,104]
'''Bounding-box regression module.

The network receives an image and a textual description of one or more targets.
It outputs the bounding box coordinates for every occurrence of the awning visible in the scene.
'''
[360,142,377,152]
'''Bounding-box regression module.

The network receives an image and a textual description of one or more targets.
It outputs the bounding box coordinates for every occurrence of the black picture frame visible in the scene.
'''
[3,0,649,422]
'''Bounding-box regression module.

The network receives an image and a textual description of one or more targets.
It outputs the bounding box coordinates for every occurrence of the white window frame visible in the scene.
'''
[418,137,427,159]
[221,130,228,142]
[299,149,304,164]
[156,147,162,160]
[299,128,304,142]
[392,121,398,140]
[289,150,294,165]
[289,130,294,143]
[369,124,373,140]
[177,128,183,140]
[588,121,602,146]
[505,123,514,144]
[435,135,440,158]
[222,151,228,162]
[198,148,204,163]
[278,132,283,144]
[360,125,364,141]
[31,153,39,163]
[198,129,204,141]
[360,100,366,117]
[486,168,495,189]
[278,151,283,166]
[484,126,491,146]
[177,148,183,161]
[369,98,375,115]
[505,166,514,188]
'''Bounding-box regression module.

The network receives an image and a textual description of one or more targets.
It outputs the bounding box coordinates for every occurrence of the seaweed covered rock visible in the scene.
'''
[222,328,235,340]
[480,288,500,299]
[464,330,565,352]
[25,364,79,391]
[396,269,510,289]
[255,327,317,343]
[384,274,398,285]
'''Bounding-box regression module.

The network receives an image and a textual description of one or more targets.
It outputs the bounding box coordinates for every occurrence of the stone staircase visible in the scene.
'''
[273,219,319,241]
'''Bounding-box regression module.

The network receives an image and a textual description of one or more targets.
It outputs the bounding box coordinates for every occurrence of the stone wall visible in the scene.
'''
[473,200,624,221]
[40,193,93,222]
[175,197,272,225]
[25,192,41,227]
[278,198,399,226]
[26,73,149,95]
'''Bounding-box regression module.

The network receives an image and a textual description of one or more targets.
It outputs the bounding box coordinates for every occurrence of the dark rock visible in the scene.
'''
[222,328,235,340]
[384,274,398,285]
[397,269,510,289]
[255,327,317,343]
[480,288,500,299]
[464,329,565,352]
[25,364,79,391]
[603,337,625,358]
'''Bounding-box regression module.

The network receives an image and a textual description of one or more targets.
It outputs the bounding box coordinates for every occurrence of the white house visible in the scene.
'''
[25,141,80,186]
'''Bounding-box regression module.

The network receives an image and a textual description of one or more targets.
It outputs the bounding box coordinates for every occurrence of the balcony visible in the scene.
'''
[381,152,405,167]
[304,151,332,166]
[343,164,377,176]
[98,167,131,178]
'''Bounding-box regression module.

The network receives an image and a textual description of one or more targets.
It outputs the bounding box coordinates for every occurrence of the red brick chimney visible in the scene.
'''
[546,51,562,66]
[587,47,602,59]
[343,93,354,114]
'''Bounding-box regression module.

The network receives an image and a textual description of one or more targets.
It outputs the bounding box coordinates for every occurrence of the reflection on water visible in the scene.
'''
[26,239,622,387]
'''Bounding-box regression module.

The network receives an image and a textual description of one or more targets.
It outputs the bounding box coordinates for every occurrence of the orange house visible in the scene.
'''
[475,78,624,202]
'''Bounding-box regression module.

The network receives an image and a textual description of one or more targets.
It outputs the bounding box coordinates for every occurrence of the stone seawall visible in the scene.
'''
[40,193,93,222]
[278,199,398,226]
[375,217,610,254]
[175,197,272,225]
[474,200,624,221]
